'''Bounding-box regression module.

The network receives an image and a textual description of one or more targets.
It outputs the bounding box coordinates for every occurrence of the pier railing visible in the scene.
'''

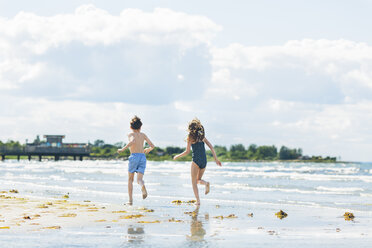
[25,146,90,155]
[0,147,25,155]
[0,144,90,161]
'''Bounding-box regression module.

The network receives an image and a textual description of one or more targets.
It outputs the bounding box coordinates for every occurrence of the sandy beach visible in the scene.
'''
[0,160,371,247]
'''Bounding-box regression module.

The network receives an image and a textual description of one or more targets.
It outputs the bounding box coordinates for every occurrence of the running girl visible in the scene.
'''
[173,118,222,205]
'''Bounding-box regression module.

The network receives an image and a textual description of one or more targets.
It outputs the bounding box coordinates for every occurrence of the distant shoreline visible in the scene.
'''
[0,155,347,163]
[1,140,339,163]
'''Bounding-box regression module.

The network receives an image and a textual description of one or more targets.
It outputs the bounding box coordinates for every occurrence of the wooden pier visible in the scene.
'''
[0,135,90,161]
[0,146,90,161]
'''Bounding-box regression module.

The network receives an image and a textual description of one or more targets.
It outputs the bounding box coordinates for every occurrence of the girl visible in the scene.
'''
[173,118,222,205]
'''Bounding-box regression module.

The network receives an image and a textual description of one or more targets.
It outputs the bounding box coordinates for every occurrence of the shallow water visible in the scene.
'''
[0,160,371,247]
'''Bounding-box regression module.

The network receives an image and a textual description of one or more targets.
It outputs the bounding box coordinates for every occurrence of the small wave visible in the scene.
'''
[316,186,364,192]
[213,170,372,183]
[360,193,372,198]
[0,179,127,197]
[0,174,51,181]
[60,167,126,176]
[72,179,161,186]
[221,165,359,175]
[73,179,126,185]
[215,183,360,195]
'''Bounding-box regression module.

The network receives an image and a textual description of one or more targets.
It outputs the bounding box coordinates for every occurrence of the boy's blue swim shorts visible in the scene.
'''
[128,153,146,174]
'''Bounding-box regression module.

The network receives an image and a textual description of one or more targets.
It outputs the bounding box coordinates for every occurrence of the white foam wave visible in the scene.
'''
[73,179,126,185]
[72,179,161,186]
[0,179,127,197]
[0,174,50,181]
[214,170,372,183]
[316,186,364,192]
[360,193,372,197]
[215,183,361,195]
[60,167,126,176]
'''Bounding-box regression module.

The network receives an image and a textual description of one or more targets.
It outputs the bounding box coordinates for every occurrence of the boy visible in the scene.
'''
[117,116,155,205]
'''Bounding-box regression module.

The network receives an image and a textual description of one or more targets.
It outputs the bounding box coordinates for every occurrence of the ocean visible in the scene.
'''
[0,160,371,247]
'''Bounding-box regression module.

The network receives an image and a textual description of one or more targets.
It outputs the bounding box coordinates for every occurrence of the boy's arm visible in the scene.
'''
[143,134,155,154]
[203,137,222,166]
[117,134,134,153]
[173,140,191,160]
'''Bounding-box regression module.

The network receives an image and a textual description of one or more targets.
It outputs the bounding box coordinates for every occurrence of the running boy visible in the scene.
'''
[117,116,155,205]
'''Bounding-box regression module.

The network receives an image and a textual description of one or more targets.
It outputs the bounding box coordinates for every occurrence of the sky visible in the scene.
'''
[1,0,372,161]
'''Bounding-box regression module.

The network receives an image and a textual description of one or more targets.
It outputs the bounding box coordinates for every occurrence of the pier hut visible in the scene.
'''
[0,135,90,161]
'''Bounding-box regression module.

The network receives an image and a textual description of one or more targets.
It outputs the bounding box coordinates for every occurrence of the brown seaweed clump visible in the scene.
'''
[138,207,154,212]
[58,213,77,218]
[112,210,127,213]
[120,214,144,219]
[168,218,183,223]
[213,214,237,220]
[275,210,288,219]
[172,200,196,205]
[137,220,160,223]
[344,212,355,221]
[43,226,61,229]
[184,211,197,217]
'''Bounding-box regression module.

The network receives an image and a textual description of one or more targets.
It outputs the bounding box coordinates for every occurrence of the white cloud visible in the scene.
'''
[0,5,221,54]
[0,96,190,147]
[0,5,220,103]
[211,39,372,70]
[177,74,184,81]
[1,5,372,161]
[207,68,257,101]
[173,101,194,113]
[210,39,372,102]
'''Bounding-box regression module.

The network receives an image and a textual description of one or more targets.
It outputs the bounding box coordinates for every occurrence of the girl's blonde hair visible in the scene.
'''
[187,118,205,143]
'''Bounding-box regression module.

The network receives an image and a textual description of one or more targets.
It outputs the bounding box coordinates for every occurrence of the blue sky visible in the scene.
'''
[1,0,372,161]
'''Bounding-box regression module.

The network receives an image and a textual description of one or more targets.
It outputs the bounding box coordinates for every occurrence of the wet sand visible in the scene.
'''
[1,189,371,248]
[1,160,371,247]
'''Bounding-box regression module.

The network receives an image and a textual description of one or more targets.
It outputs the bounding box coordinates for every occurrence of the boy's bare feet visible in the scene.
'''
[141,185,148,199]
[126,201,133,206]
[205,182,210,195]
[196,201,200,206]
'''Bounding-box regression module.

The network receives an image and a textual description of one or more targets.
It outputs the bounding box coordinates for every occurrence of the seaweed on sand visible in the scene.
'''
[343,212,355,221]
[275,210,288,219]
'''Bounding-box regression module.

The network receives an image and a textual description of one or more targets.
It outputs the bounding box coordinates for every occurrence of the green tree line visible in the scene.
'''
[89,140,336,162]
[0,139,337,162]
[0,140,23,150]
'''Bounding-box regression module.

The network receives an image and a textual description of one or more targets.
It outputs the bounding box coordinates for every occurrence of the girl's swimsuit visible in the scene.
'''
[191,141,207,169]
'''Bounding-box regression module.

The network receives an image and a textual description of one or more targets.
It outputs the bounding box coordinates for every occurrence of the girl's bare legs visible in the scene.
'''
[191,162,201,205]
[137,173,147,199]
[197,168,210,195]
[128,172,134,205]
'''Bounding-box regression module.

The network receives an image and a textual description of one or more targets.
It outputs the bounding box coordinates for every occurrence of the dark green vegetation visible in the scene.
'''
[0,139,337,162]
[0,140,22,150]
[86,141,337,162]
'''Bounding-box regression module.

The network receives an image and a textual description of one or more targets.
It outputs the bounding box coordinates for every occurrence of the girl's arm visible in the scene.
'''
[143,134,155,154]
[173,140,191,160]
[117,134,134,153]
[203,137,222,166]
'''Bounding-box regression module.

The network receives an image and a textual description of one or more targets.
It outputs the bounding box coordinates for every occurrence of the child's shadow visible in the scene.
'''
[126,225,145,244]
[186,206,207,242]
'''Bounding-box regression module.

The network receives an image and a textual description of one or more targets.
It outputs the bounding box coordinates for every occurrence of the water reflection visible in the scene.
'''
[186,206,207,243]
[125,225,145,244]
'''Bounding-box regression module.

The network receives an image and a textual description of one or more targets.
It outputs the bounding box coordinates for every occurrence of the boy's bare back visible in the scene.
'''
[128,132,154,154]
